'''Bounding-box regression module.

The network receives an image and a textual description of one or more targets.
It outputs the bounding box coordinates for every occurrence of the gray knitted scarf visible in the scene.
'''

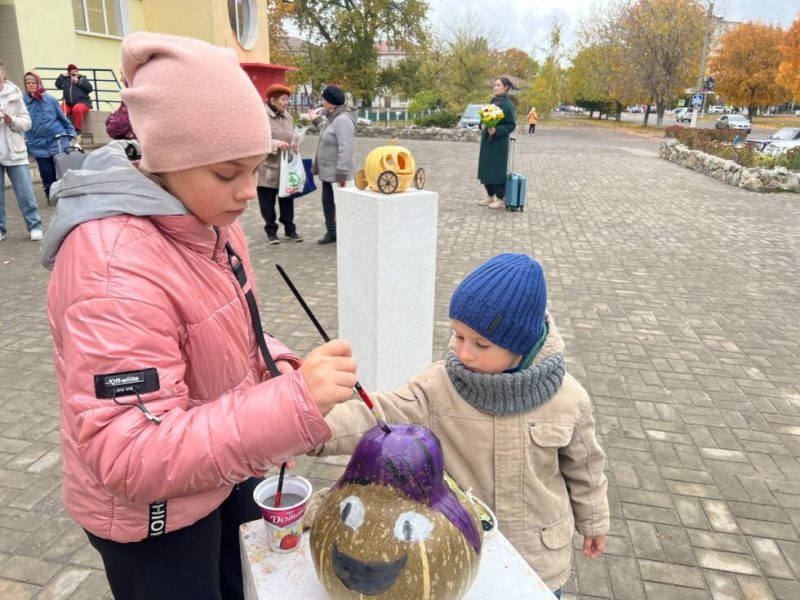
[444,351,566,416]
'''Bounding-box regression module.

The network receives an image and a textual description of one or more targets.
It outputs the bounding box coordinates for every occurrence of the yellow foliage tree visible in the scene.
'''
[619,0,706,128]
[777,15,800,101]
[709,22,790,120]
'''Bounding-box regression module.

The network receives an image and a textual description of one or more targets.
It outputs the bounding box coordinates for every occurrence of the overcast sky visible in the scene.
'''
[426,0,798,57]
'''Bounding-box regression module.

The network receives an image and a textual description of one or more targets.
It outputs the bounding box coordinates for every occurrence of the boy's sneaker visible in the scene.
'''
[478,197,492,206]
[267,233,280,245]
[0,231,6,242]
[30,228,44,241]
[488,199,505,209]
[285,231,303,242]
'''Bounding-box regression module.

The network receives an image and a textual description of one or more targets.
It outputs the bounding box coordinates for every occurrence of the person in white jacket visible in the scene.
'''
[0,60,41,242]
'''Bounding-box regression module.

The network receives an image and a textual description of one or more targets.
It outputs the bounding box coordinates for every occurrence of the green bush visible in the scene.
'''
[776,147,800,171]
[415,110,459,128]
[408,90,439,113]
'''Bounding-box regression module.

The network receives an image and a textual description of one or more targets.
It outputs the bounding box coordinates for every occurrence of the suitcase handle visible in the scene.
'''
[54,133,81,154]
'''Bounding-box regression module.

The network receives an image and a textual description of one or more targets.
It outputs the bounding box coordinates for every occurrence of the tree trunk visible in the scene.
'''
[615,101,622,121]
[656,102,664,128]
[642,104,651,127]
[747,106,754,121]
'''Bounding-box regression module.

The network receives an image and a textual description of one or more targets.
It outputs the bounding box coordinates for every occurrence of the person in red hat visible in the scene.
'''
[55,63,93,134]
[256,82,303,244]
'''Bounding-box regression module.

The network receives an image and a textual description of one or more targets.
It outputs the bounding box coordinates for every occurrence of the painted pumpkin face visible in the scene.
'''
[310,424,482,599]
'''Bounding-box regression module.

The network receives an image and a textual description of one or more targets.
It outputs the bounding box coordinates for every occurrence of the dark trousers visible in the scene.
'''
[36,156,57,199]
[484,183,506,200]
[257,186,296,236]
[528,124,536,134]
[321,181,336,235]
[86,478,262,600]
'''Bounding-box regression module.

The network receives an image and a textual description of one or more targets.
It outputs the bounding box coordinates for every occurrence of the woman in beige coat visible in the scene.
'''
[257,83,302,244]
[317,254,609,597]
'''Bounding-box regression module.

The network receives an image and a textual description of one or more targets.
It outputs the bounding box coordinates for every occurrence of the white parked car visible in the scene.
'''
[706,105,725,114]
[675,108,693,122]
[763,137,800,157]
[715,114,751,133]
[746,127,800,152]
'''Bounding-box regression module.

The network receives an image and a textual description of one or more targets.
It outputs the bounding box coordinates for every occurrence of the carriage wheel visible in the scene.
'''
[354,168,368,190]
[413,167,426,189]
[377,170,399,194]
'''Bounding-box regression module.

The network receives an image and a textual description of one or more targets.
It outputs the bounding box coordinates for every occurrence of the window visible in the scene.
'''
[72,0,122,37]
[228,0,259,50]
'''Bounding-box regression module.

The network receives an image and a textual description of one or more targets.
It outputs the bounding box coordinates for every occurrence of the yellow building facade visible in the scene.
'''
[0,0,278,108]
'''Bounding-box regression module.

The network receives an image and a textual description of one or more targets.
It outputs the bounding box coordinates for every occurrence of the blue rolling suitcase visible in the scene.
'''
[505,137,526,211]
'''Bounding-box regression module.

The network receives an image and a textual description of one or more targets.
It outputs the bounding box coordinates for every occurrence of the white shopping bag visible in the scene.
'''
[278,149,306,198]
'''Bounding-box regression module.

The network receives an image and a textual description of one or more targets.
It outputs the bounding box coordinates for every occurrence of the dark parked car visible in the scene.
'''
[746,127,800,152]
[457,104,482,129]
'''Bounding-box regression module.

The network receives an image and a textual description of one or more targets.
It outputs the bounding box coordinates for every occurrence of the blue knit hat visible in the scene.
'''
[448,254,547,355]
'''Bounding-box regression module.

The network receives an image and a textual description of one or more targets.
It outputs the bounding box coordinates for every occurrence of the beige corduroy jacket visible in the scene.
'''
[256,103,295,189]
[318,321,609,590]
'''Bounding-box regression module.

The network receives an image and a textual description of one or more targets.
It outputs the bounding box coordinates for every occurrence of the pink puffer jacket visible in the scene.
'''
[47,211,331,542]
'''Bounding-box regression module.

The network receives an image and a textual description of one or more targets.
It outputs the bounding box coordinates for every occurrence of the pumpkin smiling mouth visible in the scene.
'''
[332,542,408,595]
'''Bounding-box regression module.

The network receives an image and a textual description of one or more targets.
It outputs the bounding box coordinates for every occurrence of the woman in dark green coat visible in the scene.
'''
[477,77,517,209]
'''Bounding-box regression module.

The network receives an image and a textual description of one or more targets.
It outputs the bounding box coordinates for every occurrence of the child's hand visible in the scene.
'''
[582,535,606,559]
[299,340,357,415]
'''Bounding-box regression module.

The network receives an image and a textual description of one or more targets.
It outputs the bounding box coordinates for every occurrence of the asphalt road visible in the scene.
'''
[554,110,798,138]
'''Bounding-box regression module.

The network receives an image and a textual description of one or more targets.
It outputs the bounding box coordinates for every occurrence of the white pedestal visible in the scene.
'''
[240,520,556,599]
[336,187,438,392]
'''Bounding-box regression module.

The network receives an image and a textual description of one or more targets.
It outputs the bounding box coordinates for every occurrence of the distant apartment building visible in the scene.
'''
[709,17,742,55]
[373,41,408,109]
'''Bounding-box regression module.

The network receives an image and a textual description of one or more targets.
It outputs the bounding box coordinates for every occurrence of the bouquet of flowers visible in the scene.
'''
[479,104,505,128]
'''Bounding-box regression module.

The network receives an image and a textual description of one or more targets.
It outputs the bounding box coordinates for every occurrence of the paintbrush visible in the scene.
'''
[273,462,287,507]
[275,264,391,434]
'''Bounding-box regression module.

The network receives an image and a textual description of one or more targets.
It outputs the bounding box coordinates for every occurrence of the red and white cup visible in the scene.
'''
[253,475,312,553]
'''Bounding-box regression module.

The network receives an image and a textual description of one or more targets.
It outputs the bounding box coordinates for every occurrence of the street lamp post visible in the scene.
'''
[690,0,715,129]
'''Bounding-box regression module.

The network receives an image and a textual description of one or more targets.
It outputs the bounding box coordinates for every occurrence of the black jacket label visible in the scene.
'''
[148,500,167,537]
[94,368,159,399]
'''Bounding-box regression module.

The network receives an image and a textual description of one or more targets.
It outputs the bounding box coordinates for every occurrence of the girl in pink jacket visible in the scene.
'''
[41,32,357,600]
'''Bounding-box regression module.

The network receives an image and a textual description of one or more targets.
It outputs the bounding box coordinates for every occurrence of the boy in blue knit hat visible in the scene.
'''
[318,254,609,597]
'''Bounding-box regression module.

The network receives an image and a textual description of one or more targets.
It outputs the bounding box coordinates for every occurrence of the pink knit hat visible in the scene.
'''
[121,32,270,173]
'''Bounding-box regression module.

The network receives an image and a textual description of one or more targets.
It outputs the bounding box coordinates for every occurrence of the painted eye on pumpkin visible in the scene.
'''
[339,495,365,530]
[393,512,434,543]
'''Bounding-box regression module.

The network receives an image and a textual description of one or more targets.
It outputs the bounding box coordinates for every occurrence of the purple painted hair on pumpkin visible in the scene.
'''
[334,424,482,553]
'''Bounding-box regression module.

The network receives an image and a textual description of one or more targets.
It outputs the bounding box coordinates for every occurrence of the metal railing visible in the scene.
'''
[34,67,123,111]
[356,108,437,124]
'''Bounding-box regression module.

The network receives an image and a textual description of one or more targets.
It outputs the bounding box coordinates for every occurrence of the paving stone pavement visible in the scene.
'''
[1,125,799,599]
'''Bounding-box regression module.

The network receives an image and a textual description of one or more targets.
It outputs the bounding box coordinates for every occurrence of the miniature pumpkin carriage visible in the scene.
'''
[310,424,495,599]
[354,143,426,194]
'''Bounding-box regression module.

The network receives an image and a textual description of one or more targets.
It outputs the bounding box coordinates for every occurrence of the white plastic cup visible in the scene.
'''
[253,475,312,553]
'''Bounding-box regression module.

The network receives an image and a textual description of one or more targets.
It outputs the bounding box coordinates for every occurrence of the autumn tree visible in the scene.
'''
[576,1,649,121]
[431,13,497,108]
[618,0,705,127]
[521,20,565,118]
[709,22,790,120]
[288,0,428,105]
[566,45,617,118]
[265,0,295,66]
[493,48,539,82]
[777,16,800,102]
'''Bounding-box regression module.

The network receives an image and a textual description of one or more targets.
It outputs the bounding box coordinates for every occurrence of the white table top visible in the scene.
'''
[240,519,555,599]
